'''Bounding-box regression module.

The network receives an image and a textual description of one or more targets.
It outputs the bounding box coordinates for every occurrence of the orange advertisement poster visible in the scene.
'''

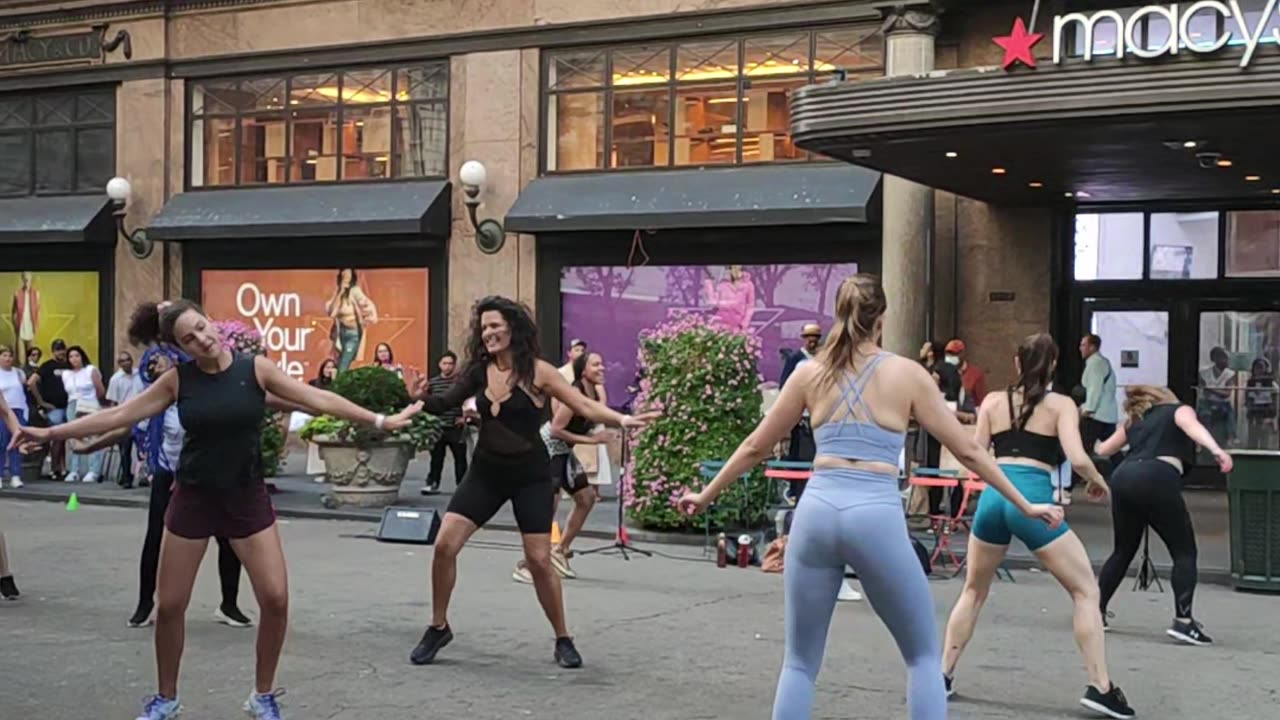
[201,268,429,384]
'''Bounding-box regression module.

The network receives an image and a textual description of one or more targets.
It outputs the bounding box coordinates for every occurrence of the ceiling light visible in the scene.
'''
[1183,140,1198,148]
[1028,181,1043,188]
[945,151,958,158]
[1246,175,1261,181]
[1272,189,1280,195]
[1064,192,1075,198]
[1217,158,1234,168]
[991,167,1007,175]
[1076,191,1091,198]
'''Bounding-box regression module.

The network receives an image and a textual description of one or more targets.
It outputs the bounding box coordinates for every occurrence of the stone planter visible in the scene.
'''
[315,437,414,508]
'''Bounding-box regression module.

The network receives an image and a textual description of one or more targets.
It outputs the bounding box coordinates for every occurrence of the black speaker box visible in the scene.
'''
[376,506,441,545]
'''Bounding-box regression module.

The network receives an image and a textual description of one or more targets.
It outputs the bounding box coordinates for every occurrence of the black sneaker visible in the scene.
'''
[215,604,255,628]
[1167,619,1213,646]
[1080,684,1136,719]
[1102,610,1112,632]
[0,575,19,600]
[554,637,583,668]
[943,674,955,699]
[410,624,453,665]
[127,605,154,628]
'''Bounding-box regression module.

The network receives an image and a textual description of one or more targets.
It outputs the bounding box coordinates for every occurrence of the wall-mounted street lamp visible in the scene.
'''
[105,176,154,259]
[459,160,506,255]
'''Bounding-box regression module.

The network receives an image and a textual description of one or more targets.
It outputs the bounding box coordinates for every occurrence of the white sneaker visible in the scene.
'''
[64,472,79,483]
[82,472,97,483]
[9,476,22,488]
[837,580,863,602]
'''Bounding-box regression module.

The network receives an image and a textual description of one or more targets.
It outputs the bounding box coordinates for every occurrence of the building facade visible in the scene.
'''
[4,0,1272,484]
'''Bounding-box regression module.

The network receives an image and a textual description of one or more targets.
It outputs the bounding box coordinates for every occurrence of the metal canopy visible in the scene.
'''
[0,195,115,244]
[504,164,881,233]
[147,181,452,241]
[791,54,1280,204]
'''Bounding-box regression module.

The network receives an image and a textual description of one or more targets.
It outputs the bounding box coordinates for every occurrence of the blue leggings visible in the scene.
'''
[774,468,946,720]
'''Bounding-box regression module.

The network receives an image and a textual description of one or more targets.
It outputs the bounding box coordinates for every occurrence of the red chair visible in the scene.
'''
[908,474,962,568]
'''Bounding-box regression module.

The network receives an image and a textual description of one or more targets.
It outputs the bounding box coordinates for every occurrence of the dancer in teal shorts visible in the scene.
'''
[941,333,1137,719]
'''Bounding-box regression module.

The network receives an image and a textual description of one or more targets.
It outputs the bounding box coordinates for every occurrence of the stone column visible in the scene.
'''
[878,5,939,356]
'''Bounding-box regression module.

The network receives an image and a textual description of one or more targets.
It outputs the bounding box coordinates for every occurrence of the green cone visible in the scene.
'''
[66,493,80,512]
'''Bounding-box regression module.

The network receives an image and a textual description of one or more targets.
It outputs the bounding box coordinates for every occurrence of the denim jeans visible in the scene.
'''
[66,400,104,478]
[0,408,26,477]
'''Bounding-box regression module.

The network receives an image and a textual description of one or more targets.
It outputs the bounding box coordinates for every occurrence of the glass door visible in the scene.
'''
[1082,301,1172,413]
[1194,307,1280,463]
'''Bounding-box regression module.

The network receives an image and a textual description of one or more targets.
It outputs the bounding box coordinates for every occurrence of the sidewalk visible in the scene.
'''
[1,451,1234,583]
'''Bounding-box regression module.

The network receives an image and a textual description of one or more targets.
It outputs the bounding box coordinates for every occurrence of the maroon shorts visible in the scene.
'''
[164,479,277,540]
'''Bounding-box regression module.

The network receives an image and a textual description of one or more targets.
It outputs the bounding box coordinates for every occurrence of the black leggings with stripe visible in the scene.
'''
[1097,459,1198,619]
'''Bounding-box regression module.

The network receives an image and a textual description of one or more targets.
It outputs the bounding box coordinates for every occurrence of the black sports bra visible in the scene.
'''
[991,389,1065,466]
[424,363,546,456]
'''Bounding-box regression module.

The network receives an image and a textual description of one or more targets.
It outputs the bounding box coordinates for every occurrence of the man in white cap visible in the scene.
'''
[780,323,823,387]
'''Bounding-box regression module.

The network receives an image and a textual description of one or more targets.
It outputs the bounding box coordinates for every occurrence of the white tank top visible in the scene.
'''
[63,366,101,412]
[0,367,28,414]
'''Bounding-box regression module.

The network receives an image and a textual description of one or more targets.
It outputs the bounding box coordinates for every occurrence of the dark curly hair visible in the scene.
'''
[465,295,540,389]
[128,299,204,347]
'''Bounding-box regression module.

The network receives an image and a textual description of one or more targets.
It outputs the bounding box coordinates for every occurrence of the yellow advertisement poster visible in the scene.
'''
[0,271,100,357]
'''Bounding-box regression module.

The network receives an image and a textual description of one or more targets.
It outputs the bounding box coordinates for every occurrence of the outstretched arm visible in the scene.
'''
[549,399,599,446]
[1175,405,1227,455]
[43,372,177,443]
[71,425,132,454]
[1096,423,1129,457]
[536,361,635,428]
[1054,396,1108,495]
[253,356,419,430]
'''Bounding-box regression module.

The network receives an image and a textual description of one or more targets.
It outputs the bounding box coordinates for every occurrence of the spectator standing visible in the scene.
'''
[946,339,986,424]
[780,323,823,503]
[0,345,29,488]
[559,338,587,383]
[27,338,71,479]
[780,323,823,387]
[1079,333,1120,449]
[416,351,468,495]
[107,351,145,487]
[61,345,107,483]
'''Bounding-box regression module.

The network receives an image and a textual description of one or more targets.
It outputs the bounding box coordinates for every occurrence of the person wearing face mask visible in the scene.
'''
[11,299,422,720]
[408,296,656,670]
[945,339,986,425]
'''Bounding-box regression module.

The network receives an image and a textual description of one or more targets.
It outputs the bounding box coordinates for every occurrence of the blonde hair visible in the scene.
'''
[1123,385,1180,425]
[814,273,886,390]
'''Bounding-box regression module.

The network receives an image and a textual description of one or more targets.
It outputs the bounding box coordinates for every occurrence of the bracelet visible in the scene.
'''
[374,413,386,430]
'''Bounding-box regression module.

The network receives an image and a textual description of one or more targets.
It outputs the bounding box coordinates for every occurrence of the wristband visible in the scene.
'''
[375,413,386,430]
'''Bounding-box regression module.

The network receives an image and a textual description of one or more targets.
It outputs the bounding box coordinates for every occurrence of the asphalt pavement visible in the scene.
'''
[1,500,1276,719]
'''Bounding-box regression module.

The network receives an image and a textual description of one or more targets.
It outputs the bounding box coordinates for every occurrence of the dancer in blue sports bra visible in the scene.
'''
[941,333,1135,719]
[679,274,1063,720]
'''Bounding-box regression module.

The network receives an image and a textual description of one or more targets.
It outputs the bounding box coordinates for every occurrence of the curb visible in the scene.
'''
[1,490,1235,585]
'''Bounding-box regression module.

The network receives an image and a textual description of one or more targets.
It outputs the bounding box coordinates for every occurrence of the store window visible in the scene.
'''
[1226,210,1280,277]
[1197,311,1280,452]
[1148,212,1218,279]
[201,268,430,383]
[559,262,858,402]
[1073,213,1143,280]
[0,271,100,356]
[0,89,116,197]
[189,62,448,187]
[544,25,883,172]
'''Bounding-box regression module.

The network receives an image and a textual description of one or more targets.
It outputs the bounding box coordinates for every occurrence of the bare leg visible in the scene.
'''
[0,533,11,577]
[228,524,289,694]
[522,532,570,637]
[560,490,597,553]
[942,536,1008,676]
[1036,531,1111,692]
[154,532,209,699]
[430,512,479,627]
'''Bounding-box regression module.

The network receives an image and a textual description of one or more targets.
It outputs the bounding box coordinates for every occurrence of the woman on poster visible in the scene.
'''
[703,265,755,334]
[326,268,378,372]
[11,271,39,360]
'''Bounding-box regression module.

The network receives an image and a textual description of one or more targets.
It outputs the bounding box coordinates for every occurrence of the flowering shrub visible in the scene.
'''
[214,320,282,475]
[627,313,772,530]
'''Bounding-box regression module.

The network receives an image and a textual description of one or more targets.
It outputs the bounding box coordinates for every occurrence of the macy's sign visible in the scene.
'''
[1053,1,1280,67]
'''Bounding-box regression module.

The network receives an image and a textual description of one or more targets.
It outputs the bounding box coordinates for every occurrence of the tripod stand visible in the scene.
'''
[578,432,651,560]
[1132,526,1164,592]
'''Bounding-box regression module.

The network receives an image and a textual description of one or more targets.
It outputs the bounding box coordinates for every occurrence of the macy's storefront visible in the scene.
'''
[793,0,1280,487]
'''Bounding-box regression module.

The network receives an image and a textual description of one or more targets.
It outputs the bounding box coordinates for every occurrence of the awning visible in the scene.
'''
[147,181,451,241]
[0,195,115,244]
[504,164,880,232]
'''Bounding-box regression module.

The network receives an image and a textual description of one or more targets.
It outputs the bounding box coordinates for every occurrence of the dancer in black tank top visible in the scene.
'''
[410,296,654,670]
[12,299,421,720]
[1094,385,1232,646]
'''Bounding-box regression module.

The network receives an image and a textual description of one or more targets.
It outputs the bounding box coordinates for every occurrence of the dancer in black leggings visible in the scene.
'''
[13,299,421,720]
[1094,385,1232,646]
[410,296,654,669]
[73,346,251,628]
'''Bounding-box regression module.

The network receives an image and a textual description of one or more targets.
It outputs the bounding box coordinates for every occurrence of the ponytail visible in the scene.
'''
[815,273,887,390]
[1012,333,1058,428]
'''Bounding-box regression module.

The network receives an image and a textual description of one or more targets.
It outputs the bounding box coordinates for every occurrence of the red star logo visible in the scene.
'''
[994,17,1043,70]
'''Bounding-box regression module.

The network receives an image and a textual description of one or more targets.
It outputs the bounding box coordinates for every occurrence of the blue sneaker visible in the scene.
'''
[243,689,285,720]
[136,694,181,720]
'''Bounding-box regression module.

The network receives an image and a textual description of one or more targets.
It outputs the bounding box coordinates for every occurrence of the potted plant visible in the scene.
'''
[299,366,442,507]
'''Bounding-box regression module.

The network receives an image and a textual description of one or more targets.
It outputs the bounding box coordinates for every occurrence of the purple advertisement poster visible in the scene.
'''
[560,262,859,405]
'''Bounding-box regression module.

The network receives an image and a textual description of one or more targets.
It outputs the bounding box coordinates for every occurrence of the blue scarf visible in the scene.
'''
[133,344,190,474]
